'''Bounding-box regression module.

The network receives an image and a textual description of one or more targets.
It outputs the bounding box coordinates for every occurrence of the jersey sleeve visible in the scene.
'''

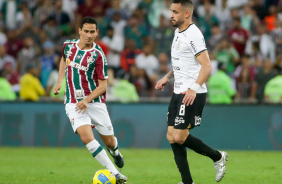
[94,51,108,80]
[188,29,207,57]
[62,43,67,59]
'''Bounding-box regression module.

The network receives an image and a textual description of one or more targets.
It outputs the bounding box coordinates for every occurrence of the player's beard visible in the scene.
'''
[171,19,184,28]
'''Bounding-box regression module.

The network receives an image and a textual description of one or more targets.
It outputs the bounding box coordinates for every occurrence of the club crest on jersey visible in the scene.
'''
[87,51,97,64]
[76,54,82,60]
[176,41,182,50]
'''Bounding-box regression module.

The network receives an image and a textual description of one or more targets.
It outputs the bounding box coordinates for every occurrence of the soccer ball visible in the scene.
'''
[92,169,116,184]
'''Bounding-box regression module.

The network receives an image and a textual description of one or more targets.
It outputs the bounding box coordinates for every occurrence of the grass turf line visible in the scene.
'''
[0,147,281,184]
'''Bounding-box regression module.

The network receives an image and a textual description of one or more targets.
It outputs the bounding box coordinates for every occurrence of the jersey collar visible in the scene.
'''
[76,39,96,51]
[179,23,194,33]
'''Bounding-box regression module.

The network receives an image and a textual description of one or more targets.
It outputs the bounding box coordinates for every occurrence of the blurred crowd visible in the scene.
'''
[0,0,282,104]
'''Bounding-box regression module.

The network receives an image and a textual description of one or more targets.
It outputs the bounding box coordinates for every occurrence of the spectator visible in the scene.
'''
[128,65,152,97]
[197,2,219,39]
[120,39,142,72]
[245,22,276,63]
[1,0,21,30]
[213,37,240,75]
[147,0,171,28]
[228,17,250,56]
[40,41,58,89]
[4,29,23,59]
[95,10,111,38]
[0,26,7,46]
[62,0,78,22]
[135,44,159,82]
[0,45,16,70]
[150,15,174,55]
[241,4,259,33]
[101,26,124,78]
[124,14,149,49]
[264,5,278,31]
[234,54,256,101]
[42,16,61,41]
[15,2,39,40]
[215,0,231,31]
[20,64,45,101]
[3,62,20,94]
[264,70,282,103]
[155,52,173,97]
[207,23,223,51]
[33,0,55,29]
[270,19,282,59]
[18,36,40,76]
[251,0,268,20]
[120,0,141,17]
[208,63,236,104]
[253,58,277,103]
[0,69,16,101]
[113,79,139,102]
[105,0,128,20]
[110,11,127,38]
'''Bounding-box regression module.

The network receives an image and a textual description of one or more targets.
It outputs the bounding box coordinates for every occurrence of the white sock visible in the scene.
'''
[107,137,119,156]
[86,139,119,175]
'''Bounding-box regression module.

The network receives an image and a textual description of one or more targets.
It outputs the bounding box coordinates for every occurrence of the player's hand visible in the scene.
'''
[53,83,61,95]
[155,77,169,91]
[75,99,88,114]
[181,89,196,106]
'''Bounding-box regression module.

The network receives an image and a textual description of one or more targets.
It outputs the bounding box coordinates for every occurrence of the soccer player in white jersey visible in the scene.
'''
[155,1,228,184]
[53,17,127,184]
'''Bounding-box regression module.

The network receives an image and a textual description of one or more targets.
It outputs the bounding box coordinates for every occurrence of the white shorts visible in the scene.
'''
[65,103,114,135]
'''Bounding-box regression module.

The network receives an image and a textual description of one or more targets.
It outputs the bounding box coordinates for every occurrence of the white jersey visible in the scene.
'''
[171,23,208,94]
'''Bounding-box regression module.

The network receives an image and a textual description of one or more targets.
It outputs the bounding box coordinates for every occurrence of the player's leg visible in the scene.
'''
[65,104,121,178]
[167,94,194,184]
[168,126,193,184]
[174,93,228,182]
[88,103,127,183]
[100,134,124,168]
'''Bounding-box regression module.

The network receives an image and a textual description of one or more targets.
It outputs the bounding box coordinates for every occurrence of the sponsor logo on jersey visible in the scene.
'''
[68,60,89,71]
[175,117,185,126]
[173,65,180,70]
[194,116,201,126]
[190,41,197,52]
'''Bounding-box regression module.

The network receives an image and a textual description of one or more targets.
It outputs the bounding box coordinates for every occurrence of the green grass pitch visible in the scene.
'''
[0,147,281,184]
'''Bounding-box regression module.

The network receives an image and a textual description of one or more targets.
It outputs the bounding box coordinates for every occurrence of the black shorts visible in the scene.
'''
[167,93,207,129]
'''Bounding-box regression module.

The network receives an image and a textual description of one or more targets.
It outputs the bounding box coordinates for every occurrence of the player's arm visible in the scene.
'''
[155,69,174,91]
[182,50,212,106]
[75,79,107,114]
[53,56,66,95]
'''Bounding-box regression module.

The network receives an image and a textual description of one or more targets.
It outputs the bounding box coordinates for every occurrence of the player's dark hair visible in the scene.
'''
[172,0,193,7]
[80,17,98,29]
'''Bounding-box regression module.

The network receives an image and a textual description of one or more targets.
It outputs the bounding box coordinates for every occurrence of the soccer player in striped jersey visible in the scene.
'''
[53,17,127,184]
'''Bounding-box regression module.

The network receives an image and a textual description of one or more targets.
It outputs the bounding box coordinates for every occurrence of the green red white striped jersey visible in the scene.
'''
[63,39,108,104]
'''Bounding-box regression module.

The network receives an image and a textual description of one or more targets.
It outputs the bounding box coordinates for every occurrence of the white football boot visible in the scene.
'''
[214,151,228,182]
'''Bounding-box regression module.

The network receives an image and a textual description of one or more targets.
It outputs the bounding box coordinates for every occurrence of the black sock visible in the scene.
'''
[171,143,193,184]
[182,134,221,162]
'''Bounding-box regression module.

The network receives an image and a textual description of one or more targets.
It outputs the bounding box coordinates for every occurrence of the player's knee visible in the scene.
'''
[167,133,175,144]
[104,139,115,148]
[80,135,93,145]
[174,136,185,145]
